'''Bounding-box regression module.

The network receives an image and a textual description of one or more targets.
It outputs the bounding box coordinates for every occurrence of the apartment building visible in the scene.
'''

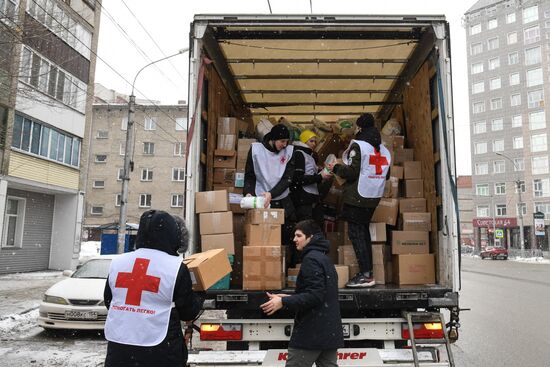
[83,102,188,240]
[465,0,550,250]
[0,0,101,274]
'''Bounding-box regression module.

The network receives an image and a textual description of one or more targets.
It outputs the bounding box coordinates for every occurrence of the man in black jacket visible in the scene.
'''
[261,220,343,367]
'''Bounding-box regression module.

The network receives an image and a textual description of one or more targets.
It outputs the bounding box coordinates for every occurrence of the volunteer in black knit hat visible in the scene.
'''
[329,113,392,287]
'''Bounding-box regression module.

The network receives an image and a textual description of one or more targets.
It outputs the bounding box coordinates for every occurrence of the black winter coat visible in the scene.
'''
[282,233,344,350]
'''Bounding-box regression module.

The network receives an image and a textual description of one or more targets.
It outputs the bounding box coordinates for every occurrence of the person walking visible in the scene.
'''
[260,220,344,367]
[329,113,391,287]
[103,210,203,367]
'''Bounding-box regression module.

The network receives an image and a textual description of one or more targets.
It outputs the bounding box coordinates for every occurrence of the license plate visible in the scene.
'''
[65,310,98,320]
[342,323,350,338]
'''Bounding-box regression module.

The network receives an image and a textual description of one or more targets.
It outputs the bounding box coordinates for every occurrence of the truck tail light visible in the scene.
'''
[200,323,243,341]
[402,322,444,340]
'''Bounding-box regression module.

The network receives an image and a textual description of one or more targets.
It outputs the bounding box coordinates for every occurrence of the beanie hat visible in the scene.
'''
[135,210,181,256]
[269,124,290,141]
[299,129,318,144]
[356,113,375,129]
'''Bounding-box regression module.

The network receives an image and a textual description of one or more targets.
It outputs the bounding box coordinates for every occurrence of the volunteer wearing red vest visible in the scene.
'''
[330,113,391,287]
[103,210,203,367]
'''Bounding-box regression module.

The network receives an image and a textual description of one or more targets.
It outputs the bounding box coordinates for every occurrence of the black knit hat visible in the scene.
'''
[135,210,181,256]
[269,124,290,140]
[356,113,375,129]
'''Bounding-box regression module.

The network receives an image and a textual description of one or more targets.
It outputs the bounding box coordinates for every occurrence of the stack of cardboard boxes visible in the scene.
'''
[213,118,239,191]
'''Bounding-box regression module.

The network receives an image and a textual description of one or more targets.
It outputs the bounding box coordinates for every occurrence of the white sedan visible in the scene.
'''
[38,256,116,330]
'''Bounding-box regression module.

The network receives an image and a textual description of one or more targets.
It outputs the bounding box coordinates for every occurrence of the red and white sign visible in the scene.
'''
[472,217,517,228]
[262,349,383,366]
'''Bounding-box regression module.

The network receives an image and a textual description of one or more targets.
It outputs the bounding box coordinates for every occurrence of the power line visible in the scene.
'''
[267,0,272,14]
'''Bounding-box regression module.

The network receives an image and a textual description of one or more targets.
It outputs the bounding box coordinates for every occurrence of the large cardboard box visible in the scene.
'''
[218,117,240,135]
[394,148,414,164]
[399,198,427,213]
[217,134,236,150]
[183,249,232,291]
[335,265,349,288]
[392,231,429,254]
[246,208,285,225]
[237,138,256,170]
[393,254,435,285]
[402,212,432,232]
[195,190,230,213]
[373,262,389,285]
[384,178,399,198]
[245,224,281,246]
[372,198,399,226]
[287,267,300,288]
[338,245,357,266]
[243,246,285,290]
[370,222,387,242]
[372,244,390,265]
[213,168,236,185]
[199,212,233,235]
[405,179,423,198]
[201,233,235,255]
[390,165,404,180]
[213,150,237,168]
[404,161,422,179]
[382,134,405,151]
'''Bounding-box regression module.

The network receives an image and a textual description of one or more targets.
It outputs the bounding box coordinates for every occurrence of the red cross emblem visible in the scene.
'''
[115,258,160,306]
[280,156,287,164]
[369,151,389,175]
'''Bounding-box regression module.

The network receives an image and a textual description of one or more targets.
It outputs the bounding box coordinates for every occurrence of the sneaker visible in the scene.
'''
[346,273,376,288]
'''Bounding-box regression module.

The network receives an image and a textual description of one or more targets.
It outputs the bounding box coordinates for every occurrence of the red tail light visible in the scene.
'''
[402,322,444,340]
[200,323,243,341]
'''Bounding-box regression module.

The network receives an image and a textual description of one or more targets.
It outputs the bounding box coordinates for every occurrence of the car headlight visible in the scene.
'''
[43,295,69,305]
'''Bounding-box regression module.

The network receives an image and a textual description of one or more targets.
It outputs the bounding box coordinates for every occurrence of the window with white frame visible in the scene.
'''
[526,68,543,87]
[508,52,519,65]
[2,197,26,248]
[534,178,550,197]
[143,142,155,155]
[525,46,541,65]
[488,18,498,29]
[510,72,520,85]
[96,130,108,139]
[476,184,489,196]
[471,42,483,55]
[493,139,504,152]
[473,102,485,114]
[171,194,184,208]
[532,156,549,174]
[175,118,186,131]
[172,168,185,181]
[506,12,516,23]
[514,158,525,171]
[496,204,507,216]
[510,93,522,106]
[513,136,524,149]
[472,81,485,94]
[471,62,484,74]
[92,180,105,188]
[535,202,550,219]
[489,78,501,90]
[470,23,481,35]
[95,154,107,163]
[490,98,502,110]
[477,205,490,217]
[523,5,538,24]
[174,142,184,156]
[90,206,103,215]
[139,194,152,208]
[524,25,540,44]
[115,194,121,207]
[528,89,544,108]
[475,162,489,175]
[516,180,526,193]
[512,115,522,127]
[119,142,125,156]
[531,133,548,152]
[487,37,499,50]
[474,121,486,134]
[492,118,503,131]
[488,57,500,70]
[141,168,153,181]
[474,141,487,154]
[121,117,128,131]
[494,160,505,173]
[517,203,527,216]
[495,182,506,195]
[144,117,157,130]
[507,32,517,44]
[529,111,546,129]
[117,168,124,181]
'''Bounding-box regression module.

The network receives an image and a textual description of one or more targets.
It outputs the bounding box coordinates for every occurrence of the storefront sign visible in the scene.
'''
[472,218,517,228]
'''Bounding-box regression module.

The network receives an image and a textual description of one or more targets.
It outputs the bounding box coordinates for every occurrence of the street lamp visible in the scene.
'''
[495,152,525,254]
[117,48,189,253]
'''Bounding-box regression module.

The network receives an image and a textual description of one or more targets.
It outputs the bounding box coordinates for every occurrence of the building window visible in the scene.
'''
[117,168,124,181]
[476,184,489,196]
[119,142,125,156]
[490,98,502,110]
[526,68,543,87]
[512,115,522,127]
[529,111,546,130]
[506,12,516,24]
[172,168,185,181]
[531,134,548,152]
[471,62,484,74]
[144,117,157,130]
[141,168,153,181]
[535,202,550,219]
[488,18,498,29]
[509,72,520,85]
[495,182,506,195]
[95,154,107,163]
[171,194,184,208]
[516,180,526,193]
[470,23,481,35]
[475,162,489,175]
[176,118,186,131]
[507,32,517,44]
[525,46,541,65]
[92,180,105,188]
[528,89,544,108]
[487,37,499,50]
[514,158,525,171]
[534,178,550,197]
[121,117,128,131]
[473,102,485,114]
[474,121,486,134]
[496,204,507,217]
[523,5,538,24]
[489,78,501,90]
[532,156,549,174]
[488,57,500,70]
[90,206,103,215]
[477,205,489,217]
[97,130,108,139]
[139,194,152,208]
[491,118,503,131]
[472,81,484,94]
[513,136,524,149]
[494,160,505,173]
[470,42,483,55]
[493,140,504,152]
[143,142,155,155]
[115,194,121,207]
[510,94,522,107]
[2,197,26,248]
[524,25,540,44]
[174,142,184,156]
[474,142,487,154]
[508,52,519,65]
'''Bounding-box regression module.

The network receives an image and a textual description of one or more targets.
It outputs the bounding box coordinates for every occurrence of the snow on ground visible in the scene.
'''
[511,256,550,264]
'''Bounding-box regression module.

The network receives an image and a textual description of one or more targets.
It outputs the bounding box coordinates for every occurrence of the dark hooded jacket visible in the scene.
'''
[282,232,344,350]
[290,142,322,207]
[103,210,203,367]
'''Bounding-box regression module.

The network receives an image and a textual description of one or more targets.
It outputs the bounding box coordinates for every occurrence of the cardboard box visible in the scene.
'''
[214,185,241,194]
[213,151,237,168]
[369,223,387,243]
[373,261,392,284]
[335,265,349,288]
[213,168,236,185]
[199,212,233,235]
[405,179,423,198]
[316,134,343,165]
[372,244,390,265]
[393,254,435,285]
[183,249,232,291]
[201,233,235,255]
[402,212,432,232]
[246,208,285,225]
[382,134,405,151]
[404,161,422,179]
[392,231,429,254]
[338,245,357,266]
[287,267,299,288]
[394,148,414,164]
[245,224,281,246]
[243,246,285,290]
[348,264,360,277]
[372,198,399,226]
[195,190,230,213]
[237,138,256,170]
[218,117,240,135]
[390,165,404,180]
[217,134,237,150]
[399,198,427,213]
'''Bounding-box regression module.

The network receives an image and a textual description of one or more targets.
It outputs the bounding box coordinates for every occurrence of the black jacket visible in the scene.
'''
[282,233,344,350]
[290,143,322,207]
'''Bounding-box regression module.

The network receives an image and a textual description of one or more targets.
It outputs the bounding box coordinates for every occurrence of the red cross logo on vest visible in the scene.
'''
[115,258,160,306]
[280,156,287,164]
[369,150,388,175]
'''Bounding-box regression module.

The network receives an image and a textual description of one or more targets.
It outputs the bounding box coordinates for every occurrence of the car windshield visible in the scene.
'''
[72,259,111,279]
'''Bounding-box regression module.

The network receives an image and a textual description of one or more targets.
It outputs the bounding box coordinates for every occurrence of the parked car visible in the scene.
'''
[480,247,508,260]
[37,255,115,330]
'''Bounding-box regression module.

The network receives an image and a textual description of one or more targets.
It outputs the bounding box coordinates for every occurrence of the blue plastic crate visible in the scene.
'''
[209,255,234,290]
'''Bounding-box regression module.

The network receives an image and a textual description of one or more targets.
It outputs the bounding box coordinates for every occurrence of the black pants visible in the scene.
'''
[346,207,376,275]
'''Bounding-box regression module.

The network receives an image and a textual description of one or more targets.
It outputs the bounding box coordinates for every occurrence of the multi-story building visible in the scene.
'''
[0,0,101,274]
[457,176,475,248]
[465,0,550,251]
[83,100,188,240]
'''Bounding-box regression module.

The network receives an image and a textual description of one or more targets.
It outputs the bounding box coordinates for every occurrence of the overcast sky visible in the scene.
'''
[95,0,478,175]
